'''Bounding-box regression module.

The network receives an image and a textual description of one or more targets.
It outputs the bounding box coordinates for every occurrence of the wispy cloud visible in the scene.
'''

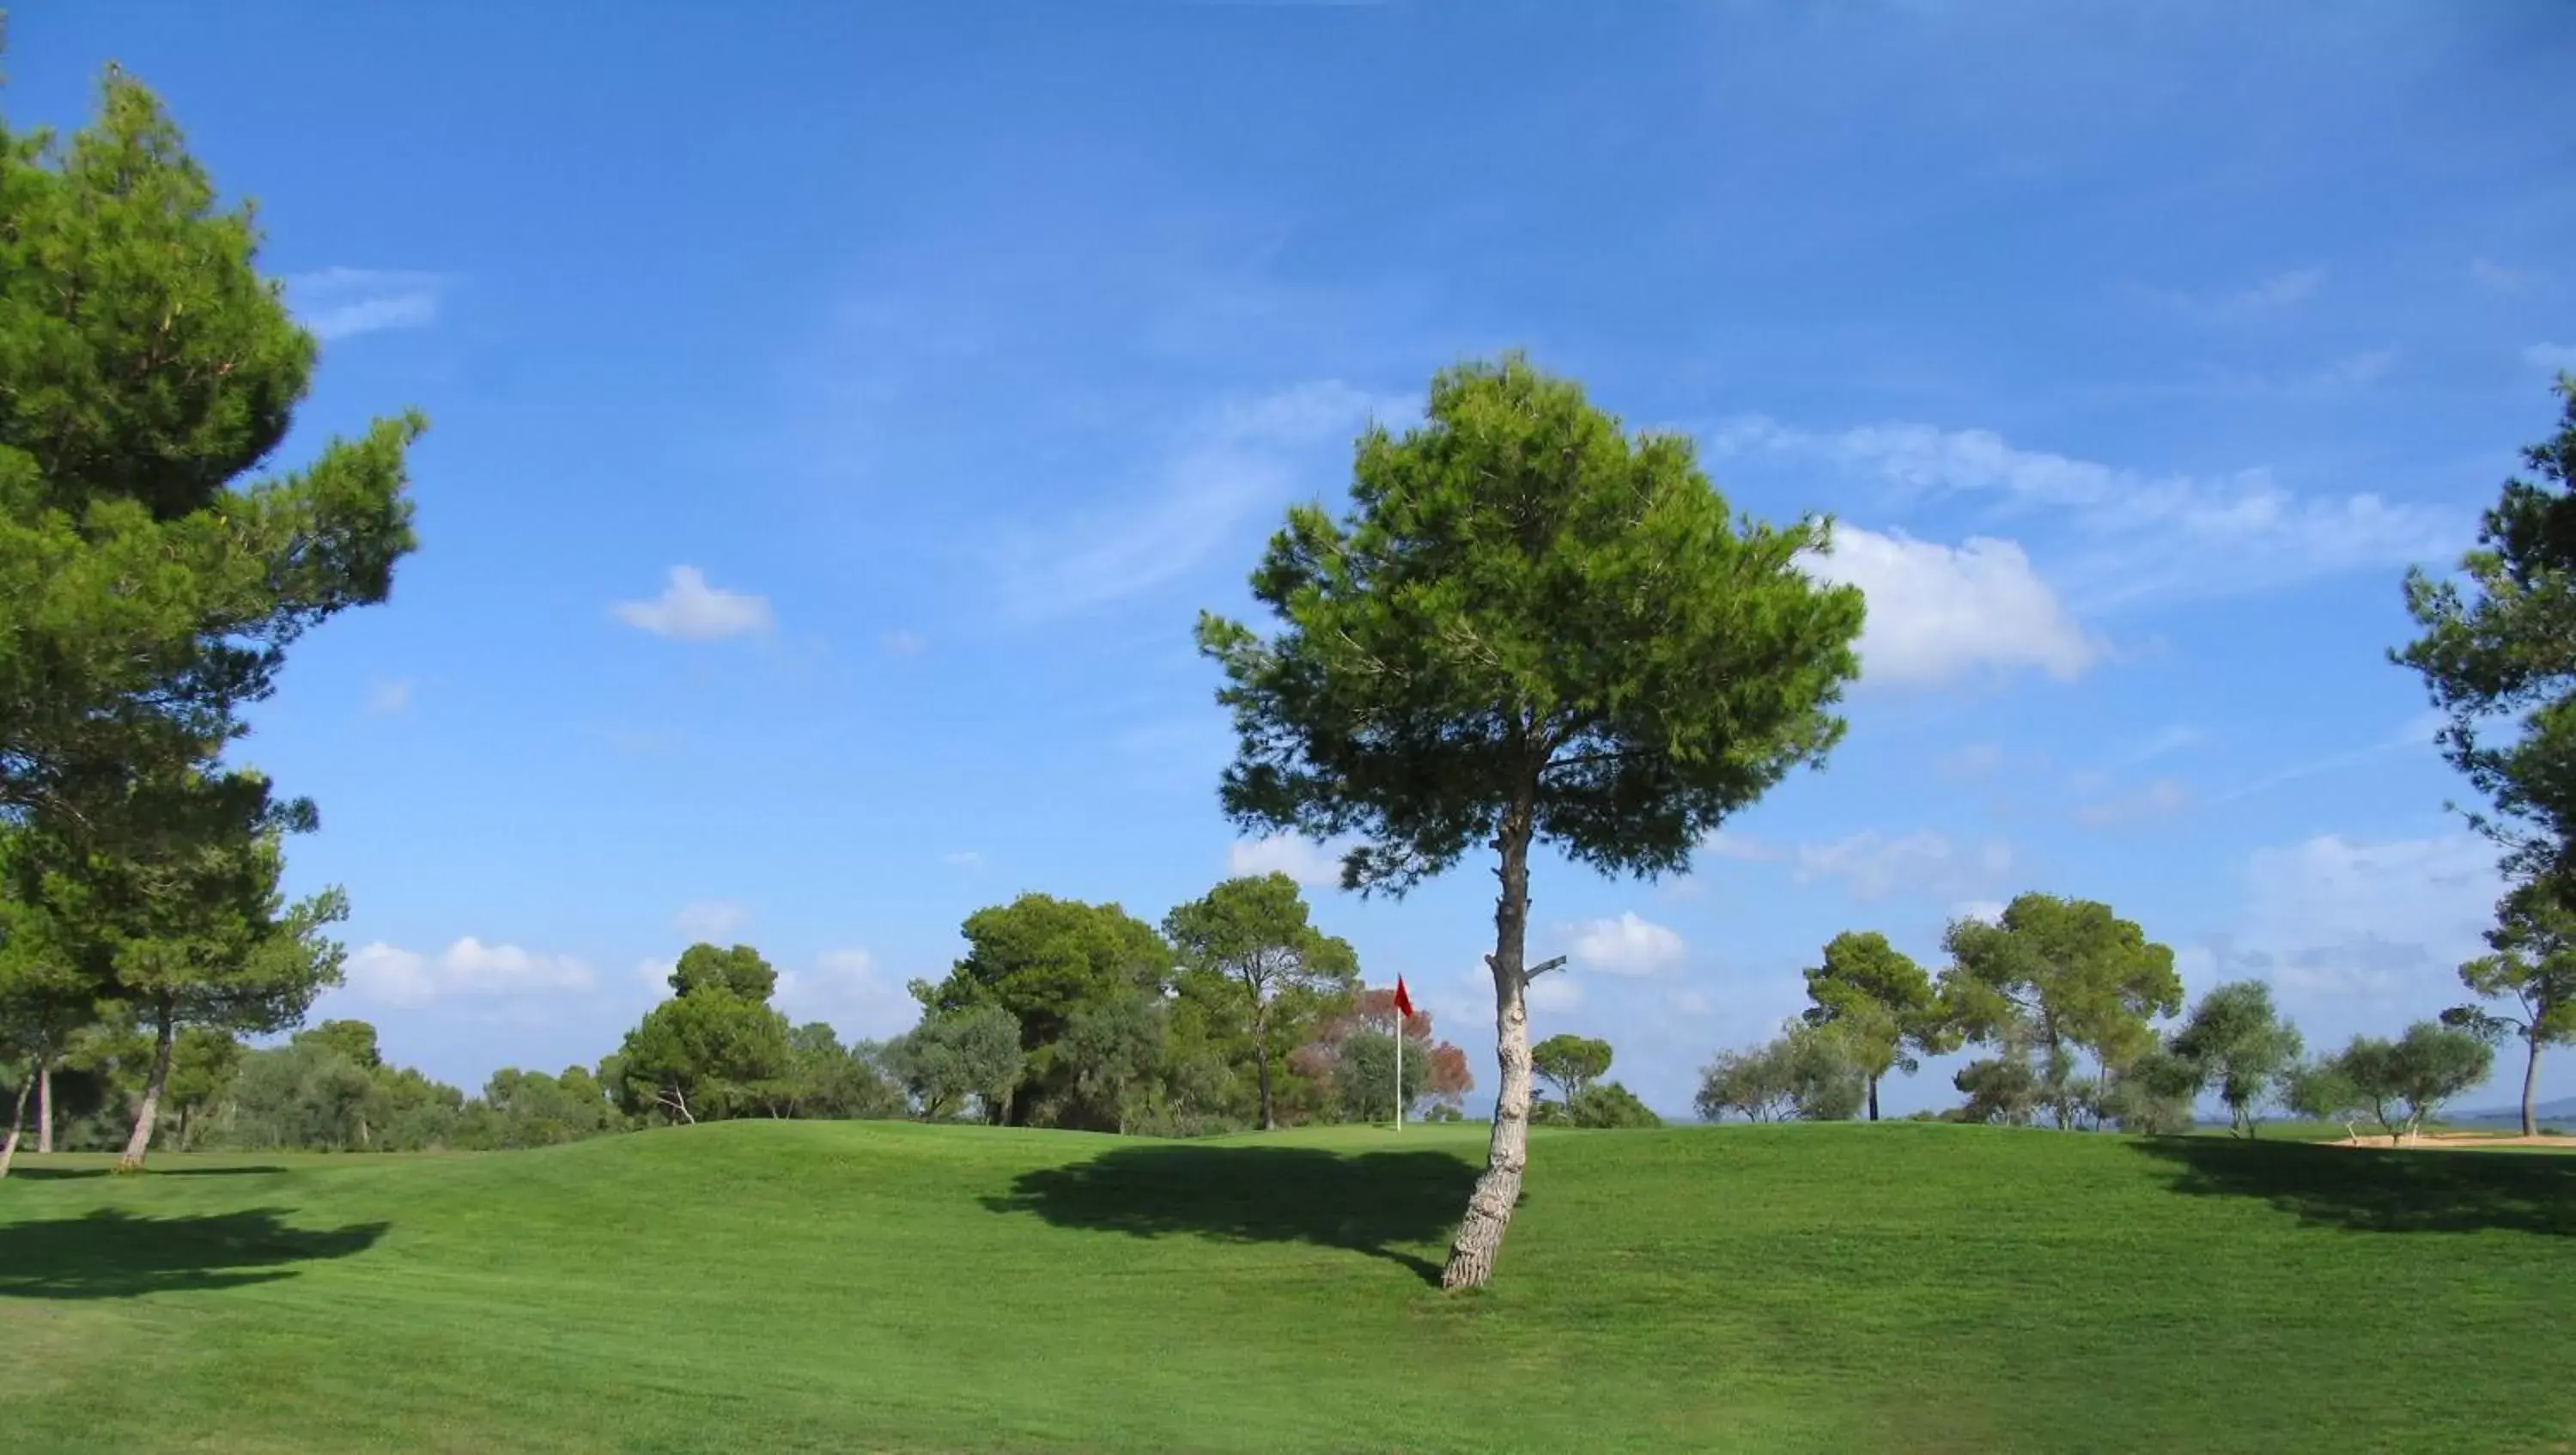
[942,851,985,873]
[2119,724,2206,767]
[1712,417,2461,612]
[2141,267,2324,320]
[988,381,1406,624]
[882,630,928,656]
[2073,777,2189,828]
[364,678,415,715]
[287,267,448,342]
[2207,711,2445,807]
[672,900,749,941]
[1939,743,2004,781]
[2472,259,2540,294]
[613,567,775,642]
[1710,828,2014,904]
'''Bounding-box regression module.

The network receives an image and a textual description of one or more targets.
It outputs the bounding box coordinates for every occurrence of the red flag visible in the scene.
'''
[1393,975,1415,1020]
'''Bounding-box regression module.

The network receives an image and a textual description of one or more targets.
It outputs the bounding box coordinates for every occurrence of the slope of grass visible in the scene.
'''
[3,1121,2571,1453]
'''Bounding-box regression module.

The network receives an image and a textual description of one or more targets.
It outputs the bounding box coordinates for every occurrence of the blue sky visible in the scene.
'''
[13,2,2574,1117]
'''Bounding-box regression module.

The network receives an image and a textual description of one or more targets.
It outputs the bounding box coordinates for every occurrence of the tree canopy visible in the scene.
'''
[1200,353,1863,1288]
[2443,880,2576,1135]
[1801,930,1950,1121]
[1163,873,1357,1129]
[2167,980,2304,1137]
[2396,379,2576,892]
[1938,893,2181,1130]
[0,70,421,823]
[1530,1033,1613,1112]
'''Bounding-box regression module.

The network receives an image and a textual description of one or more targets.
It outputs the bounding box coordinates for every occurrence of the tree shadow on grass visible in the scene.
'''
[7,1165,289,1181]
[0,1207,390,1299]
[982,1145,1478,1286]
[2130,1136,2576,1236]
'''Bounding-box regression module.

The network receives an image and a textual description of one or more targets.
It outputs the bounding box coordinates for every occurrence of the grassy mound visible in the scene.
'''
[3,1121,2570,1452]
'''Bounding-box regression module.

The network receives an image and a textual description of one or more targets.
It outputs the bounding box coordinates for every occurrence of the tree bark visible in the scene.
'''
[1255,1008,1277,1132]
[36,1061,53,1154]
[1867,1075,1880,1123]
[118,997,177,1172]
[2521,1034,2541,1139]
[0,1075,30,1179]
[1442,805,1536,1293]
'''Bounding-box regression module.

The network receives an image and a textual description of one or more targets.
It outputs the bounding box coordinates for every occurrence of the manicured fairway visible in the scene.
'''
[3,1121,2571,1453]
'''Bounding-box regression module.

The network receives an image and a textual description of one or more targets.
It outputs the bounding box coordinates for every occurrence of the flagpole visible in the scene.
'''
[1394,994,1402,1133]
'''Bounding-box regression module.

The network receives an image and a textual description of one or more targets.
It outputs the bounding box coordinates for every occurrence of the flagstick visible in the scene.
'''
[1394,1004,1402,1134]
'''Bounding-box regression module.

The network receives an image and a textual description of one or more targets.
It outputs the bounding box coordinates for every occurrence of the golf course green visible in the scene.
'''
[3,1120,2570,1453]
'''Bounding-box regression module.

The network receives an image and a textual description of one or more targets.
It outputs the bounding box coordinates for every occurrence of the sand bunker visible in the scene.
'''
[2328,1130,2573,1150]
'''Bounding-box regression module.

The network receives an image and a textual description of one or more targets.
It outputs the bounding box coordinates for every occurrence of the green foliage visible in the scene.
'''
[2166,981,2305,1136]
[0,69,421,819]
[781,1022,902,1121]
[2445,880,2576,1134]
[1952,1048,2043,1127]
[228,1039,378,1151]
[1697,1023,1863,1123]
[669,942,779,1002]
[1938,893,2182,1129]
[1055,992,1170,1133]
[1324,1028,1437,1123]
[1566,1081,1662,1128]
[161,1026,241,1148]
[1198,353,1863,897]
[612,951,794,1124]
[465,1065,626,1148]
[2330,1022,2496,1141]
[1164,873,1358,1129]
[1801,929,1951,1119]
[2281,1060,2368,1139]
[295,1019,382,1070]
[881,1006,1025,1123]
[914,893,1172,1123]
[2396,379,2576,888]
[1530,1033,1613,1111]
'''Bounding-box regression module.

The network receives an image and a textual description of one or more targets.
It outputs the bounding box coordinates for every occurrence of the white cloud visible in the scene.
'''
[2074,778,2189,827]
[1697,830,1781,862]
[1949,899,2008,927]
[635,958,676,993]
[345,937,594,1008]
[287,267,447,341]
[2218,833,2501,1022]
[1806,526,2096,686]
[989,381,1403,623]
[942,851,985,873]
[1228,833,1352,889]
[2524,343,2576,373]
[775,948,921,1041]
[1716,417,2459,611]
[1666,989,1715,1016]
[672,900,749,941]
[364,678,414,715]
[1566,912,1687,976]
[613,567,775,641]
[1793,831,2015,903]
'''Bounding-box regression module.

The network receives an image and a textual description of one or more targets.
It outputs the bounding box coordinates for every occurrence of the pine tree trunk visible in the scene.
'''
[1255,1011,1277,1132]
[2520,1035,2542,1139]
[36,1061,52,1154]
[118,999,177,1171]
[1442,808,1536,1293]
[1867,1075,1880,1123]
[0,1075,30,1179]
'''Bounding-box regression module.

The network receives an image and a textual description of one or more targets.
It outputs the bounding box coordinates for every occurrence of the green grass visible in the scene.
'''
[3,1121,2572,1453]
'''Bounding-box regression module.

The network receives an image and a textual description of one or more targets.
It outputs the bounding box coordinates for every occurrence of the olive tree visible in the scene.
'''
[1200,355,1862,1288]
